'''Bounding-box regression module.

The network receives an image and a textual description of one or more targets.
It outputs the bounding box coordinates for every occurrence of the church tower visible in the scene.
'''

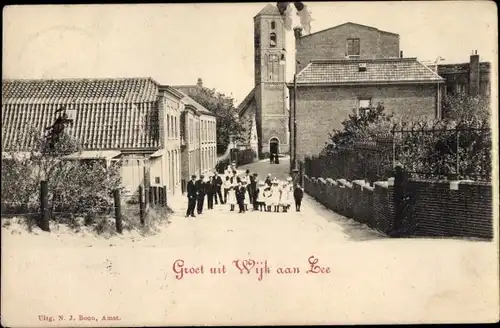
[253,4,289,156]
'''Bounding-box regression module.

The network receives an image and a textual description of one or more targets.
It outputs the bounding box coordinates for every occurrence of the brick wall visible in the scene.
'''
[304,175,493,239]
[296,24,399,72]
[293,84,439,159]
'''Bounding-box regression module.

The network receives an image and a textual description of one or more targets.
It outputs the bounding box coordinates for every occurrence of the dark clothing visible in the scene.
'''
[186,180,197,216]
[269,153,274,164]
[250,177,258,209]
[294,187,304,212]
[196,180,206,214]
[293,187,304,200]
[247,176,254,204]
[223,187,229,204]
[265,177,272,187]
[295,199,302,211]
[207,181,215,209]
[213,176,223,204]
[236,186,246,213]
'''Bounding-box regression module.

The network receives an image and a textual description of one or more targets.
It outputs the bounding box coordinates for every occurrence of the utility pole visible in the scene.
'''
[293,72,297,171]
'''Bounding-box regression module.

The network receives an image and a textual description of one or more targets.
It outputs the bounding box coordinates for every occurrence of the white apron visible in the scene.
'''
[270,186,281,206]
[280,184,293,206]
[227,187,236,205]
[256,187,266,203]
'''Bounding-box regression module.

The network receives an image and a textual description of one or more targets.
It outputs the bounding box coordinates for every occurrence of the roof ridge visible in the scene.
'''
[2,76,159,84]
[299,22,399,39]
[310,58,417,64]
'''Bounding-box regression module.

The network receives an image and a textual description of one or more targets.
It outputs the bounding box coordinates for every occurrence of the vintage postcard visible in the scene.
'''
[1,1,499,326]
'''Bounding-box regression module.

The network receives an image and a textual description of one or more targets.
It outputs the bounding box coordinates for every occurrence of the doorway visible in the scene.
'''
[269,137,279,155]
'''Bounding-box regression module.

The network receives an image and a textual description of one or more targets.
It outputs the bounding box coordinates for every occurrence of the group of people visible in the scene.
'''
[185,164,304,218]
[185,172,225,217]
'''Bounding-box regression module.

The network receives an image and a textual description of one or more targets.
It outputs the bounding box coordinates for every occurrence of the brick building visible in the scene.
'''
[437,51,491,98]
[288,23,445,160]
[295,22,401,73]
[2,77,217,199]
[238,4,290,158]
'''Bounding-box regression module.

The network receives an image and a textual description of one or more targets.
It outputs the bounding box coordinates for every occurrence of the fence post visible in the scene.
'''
[113,189,123,234]
[456,129,460,180]
[162,186,168,207]
[39,180,50,232]
[139,185,145,225]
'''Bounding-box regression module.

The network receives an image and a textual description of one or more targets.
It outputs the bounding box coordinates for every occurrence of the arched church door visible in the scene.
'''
[269,137,279,155]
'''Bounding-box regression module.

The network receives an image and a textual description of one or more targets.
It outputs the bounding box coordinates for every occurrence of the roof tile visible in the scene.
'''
[296,58,444,84]
[2,78,161,151]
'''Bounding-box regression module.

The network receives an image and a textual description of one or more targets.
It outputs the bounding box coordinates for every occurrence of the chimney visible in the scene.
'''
[400,50,403,58]
[469,50,480,97]
[293,26,303,39]
[197,78,203,88]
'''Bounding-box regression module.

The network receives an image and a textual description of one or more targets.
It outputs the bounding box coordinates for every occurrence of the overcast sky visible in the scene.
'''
[3,2,497,105]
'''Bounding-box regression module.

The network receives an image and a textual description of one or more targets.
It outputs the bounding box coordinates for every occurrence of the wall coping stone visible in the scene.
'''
[374,181,389,189]
[449,179,475,190]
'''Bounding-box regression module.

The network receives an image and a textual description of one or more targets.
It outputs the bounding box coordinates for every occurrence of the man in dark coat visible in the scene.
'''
[251,173,259,210]
[269,153,274,164]
[213,172,223,204]
[247,173,254,206]
[206,176,215,210]
[186,175,198,218]
[196,175,206,214]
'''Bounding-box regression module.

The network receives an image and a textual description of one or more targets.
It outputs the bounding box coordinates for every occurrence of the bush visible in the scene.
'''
[1,127,122,222]
[235,149,256,166]
[315,97,491,182]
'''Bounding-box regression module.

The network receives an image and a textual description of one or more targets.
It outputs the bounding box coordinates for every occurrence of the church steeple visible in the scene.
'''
[254,4,286,86]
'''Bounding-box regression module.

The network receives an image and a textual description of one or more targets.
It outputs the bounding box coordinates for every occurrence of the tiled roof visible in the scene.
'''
[295,58,444,84]
[2,78,162,151]
[237,88,255,116]
[255,4,280,17]
[2,77,159,104]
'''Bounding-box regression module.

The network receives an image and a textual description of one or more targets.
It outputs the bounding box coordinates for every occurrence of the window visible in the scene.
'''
[270,33,277,48]
[167,114,171,138]
[346,38,360,56]
[358,98,372,116]
[271,21,276,29]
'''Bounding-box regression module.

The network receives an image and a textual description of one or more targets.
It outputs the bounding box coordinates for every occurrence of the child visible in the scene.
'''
[255,181,266,211]
[270,179,281,212]
[294,184,304,212]
[228,182,237,211]
[264,185,272,212]
[236,181,246,213]
[223,176,231,204]
[280,181,292,213]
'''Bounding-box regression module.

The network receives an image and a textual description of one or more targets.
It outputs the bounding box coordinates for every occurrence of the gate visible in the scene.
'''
[390,165,415,237]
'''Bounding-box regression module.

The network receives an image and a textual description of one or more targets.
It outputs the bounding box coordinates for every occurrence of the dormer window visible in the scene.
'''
[346,38,360,57]
[271,21,276,29]
[270,33,277,47]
